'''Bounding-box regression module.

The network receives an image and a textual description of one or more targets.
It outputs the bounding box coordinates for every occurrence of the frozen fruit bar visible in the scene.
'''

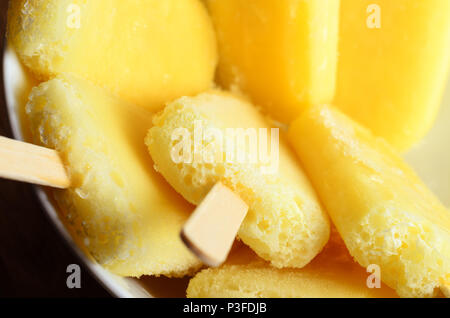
[187,230,397,298]
[8,0,217,112]
[26,74,200,277]
[336,0,450,150]
[206,0,340,123]
[146,91,330,269]
[289,104,450,298]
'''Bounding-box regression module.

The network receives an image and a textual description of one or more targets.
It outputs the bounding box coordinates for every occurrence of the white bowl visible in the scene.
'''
[3,47,450,298]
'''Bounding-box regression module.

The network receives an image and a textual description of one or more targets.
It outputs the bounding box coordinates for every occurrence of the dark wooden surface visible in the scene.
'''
[0,1,110,298]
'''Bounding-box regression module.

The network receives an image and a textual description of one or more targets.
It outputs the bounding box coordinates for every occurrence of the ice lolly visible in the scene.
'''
[26,74,201,277]
[8,0,217,112]
[336,0,450,151]
[288,104,450,298]
[146,91,330,269]
[205,0,340,123]
[187,229,397,298]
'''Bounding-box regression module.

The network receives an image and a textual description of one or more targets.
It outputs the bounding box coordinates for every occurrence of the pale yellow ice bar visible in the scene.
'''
[289,104,450,298]
[206,0,340,123]
[187,230,397,298]
[336,0,450,151]
[146,91,330,269]
[8,0,217,112]
[26,74,200,277]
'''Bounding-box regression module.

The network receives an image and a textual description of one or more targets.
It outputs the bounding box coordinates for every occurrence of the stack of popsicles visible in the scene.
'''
[7,0,450,297]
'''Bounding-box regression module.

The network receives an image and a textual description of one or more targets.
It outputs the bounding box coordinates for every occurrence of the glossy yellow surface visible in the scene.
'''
[146,91,330,269]
[289,104,450,298]
[187,230,397,298]
[336,0,450,151]
[8,0,217,112]
[206,0,340,123]
[26,74,200,277]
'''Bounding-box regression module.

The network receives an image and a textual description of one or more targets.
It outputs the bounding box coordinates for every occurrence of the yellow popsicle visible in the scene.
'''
[187,230,397,298]
[288,104,450,298]
[336,0,450,151]
[8,0,217,112]
[146,91,330,269]
[205,0,340,123]
[26,74,200,277]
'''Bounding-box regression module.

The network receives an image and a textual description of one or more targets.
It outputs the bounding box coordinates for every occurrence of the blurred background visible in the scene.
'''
[0,0,109,297]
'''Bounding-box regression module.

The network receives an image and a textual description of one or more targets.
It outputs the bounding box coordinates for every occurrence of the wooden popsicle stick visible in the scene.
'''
[0,136,70,189]
[180,182,248,267]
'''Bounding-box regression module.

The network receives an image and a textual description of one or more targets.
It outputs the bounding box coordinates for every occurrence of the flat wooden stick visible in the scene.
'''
[0,136,70,189]
[181,182,248,267]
